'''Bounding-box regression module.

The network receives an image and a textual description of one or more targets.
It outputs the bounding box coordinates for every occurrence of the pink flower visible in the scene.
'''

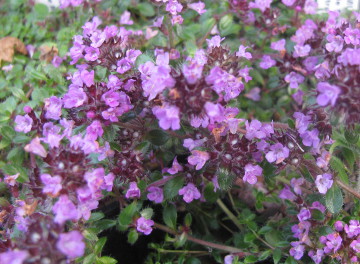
[56,231,85,259]
[14,115,33,133]
[0,250,29,264]
[315,173,333,194]
[165,157,183,175]
[316,82,341,107]
[24,137,47,158]
[236,45,252,59]
[120,11,133,25]
[52,195,78,224]
[265,143,289,164]
[147,186,164,203]
[136,217,154,235]
[206,35,225,49]
[40,174,62,197]
[152,105,180,130]
[243,164,262,184]
[188,2,206,15]
[188,150,210,170]
[178,183,201,203]
[259,55,276,69]
[126,182,141,199]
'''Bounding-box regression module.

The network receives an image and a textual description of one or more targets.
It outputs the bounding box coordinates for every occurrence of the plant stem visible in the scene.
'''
[336,179,360,200]
[157,249,208,254]
[154,223,249,255]
[216,199,243,231]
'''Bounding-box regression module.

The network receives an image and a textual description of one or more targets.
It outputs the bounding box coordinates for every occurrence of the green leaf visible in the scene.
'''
[184,213,192,227]
[93,219,117,232]
[137,3,155,17]
[140,208,153,219]
[273,248,282,264]
[83,254,96,264]
[94,237,107,255]
[96,256,117,264]
[163,176,184,200]
[127,229,139,245]
[163,204,177,229]
[43,64,64,84]
[325,185,343,214]
[34,3,49,19]
[258,250,271,261]
[299,165,314,183]
[147,129,170,146]
[1,125,16,141]
[330,156,349,184]
[344,130,359,144]
[287,118,295,129]
[311,209,325,221]
[244,255,258,263]
[244,232,256,243]
[89,212,105,222]
[118,201,138,231]
[203,182,220,203]
[217,167,236,191]
[135,53,154,68]
[258,226,272,234]
[83,230,98,242]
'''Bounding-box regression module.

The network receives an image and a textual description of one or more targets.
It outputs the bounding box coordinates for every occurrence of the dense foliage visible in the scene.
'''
[0,0,360,263]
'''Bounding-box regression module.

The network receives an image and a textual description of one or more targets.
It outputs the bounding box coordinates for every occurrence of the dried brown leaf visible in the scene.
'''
[0,36,28,63]
[39,45,58,63]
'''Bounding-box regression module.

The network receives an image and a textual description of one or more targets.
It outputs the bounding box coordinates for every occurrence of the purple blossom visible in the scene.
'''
[204,102,225,124]
[84,47,100,61]
[153,16,164,27]
[190,115,209,128]
[14,115,33,133]
[259,55,276,69]
[4,173,19,186]
[236,45,252,59]
[304,0,317,14]
[0,250,29,264]
[188,150,210,170]
[238,66,253,83]
[249,0,273,12]
[120,11,133,25]
[345,220,360,238]
[297,208,311,222]
[117,58,132,74]
[52,195,78,224]
[136,217,154,235]
[292,90,304,105]
[102,107,123,122]
[85,120,103,141]
[271,39,286,51]
[183,138,206,151]
[56,231,85,259]
[284,72,304,89]
[303,56,319,72]
[24,137,47,158]
[289,241,305,260]
[52,55,63,68]
[282,0,295,6]
[182,60,203,84]
[350,239,360,253]
[44,96,63,120]
[326,34,344,53]
[102,90,122,107]
[125,182,141,199]
[316,82,341,106]
[300,129,320,148]
[308,249,324,264]
[344,27,360,45]
[152,105,180,130]
[206,35,224,49]
[63,87,88,108]
[171,15,184,25]
[243,164,262,184]
[224,255,234,264]
[334,221,344,232]
[80,70,94,87]
[165,157,183,174]
[310,201,326,213]
[40,174,62,197]
[245,119,266,140]
[188,2,207,14]
[293,112,311,134]
[265,143,290,164]
[315,173,333,194]
[245,87,260,101]
[107,75,122,89]
[90,31,106,48]
[147,186,164,203]
[126,49,142,64]
[314,60,331,80]
[293,44,311,57]
[290,177,304,195]
[178,183,201,203]
[166,0,183,15]
[324,233,342,253]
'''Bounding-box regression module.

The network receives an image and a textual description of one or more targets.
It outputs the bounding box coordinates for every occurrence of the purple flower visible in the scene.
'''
[4,173,19,186]
[52,195,78,224]
[245,120,266,140]
[324,233,342,253]
[316,82,341,107]
[188,2,207,14]
[107,75,122,89]
[125,182,141,199]
[293,44,311,57]
[44,96,63,120]
[183,138,206,151]
[84,46,100,62]
[238,66,253,83]
[80,70,94,87]
[236,45,252,59]
[259,55,276,69]
[293,112,311,134]
[224,255,234,264]
[120,11,133,25]
[178,183,201,203]
[284,72,304,89]
[153,16,164,27]
[308,249,324,264]
[102,90,121,107]
[166,0,183,15]
[204,102,225,124]
[63,87,88,108]
[0,250,29,264]
[85,120,103,141]
[265,143,290,164]
[310,201,326,213]
[40,174,62,197]
[326,34,344,53]
[14,115,33,133]
[147,186,164,203]
[300,129,320,148]
[165,157,183,175]
[136,217,154,235]
[24,137,47,158]
[345,220,360,238]
[350,239,360,253]
[188,150,210,170]
[243,164,262,184]
[52,55,63,68]
[117,58,132,74]
[297,208,311,222]
[315,173,333,194]
[344,28,360,46]
[271,39,286,51]
[126,49,142,64]
[152,105,180,130]
[303,56,319,72]
[57,231,85,259]
[304,0,317,14]
[292,90,304,105]
[182,60,203,84]
[282,0,295,6]
[289,241,305,260]
[290,177,304,195]
[249,0,273,12]
[334,221,344,232]
[206,35,224,49]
